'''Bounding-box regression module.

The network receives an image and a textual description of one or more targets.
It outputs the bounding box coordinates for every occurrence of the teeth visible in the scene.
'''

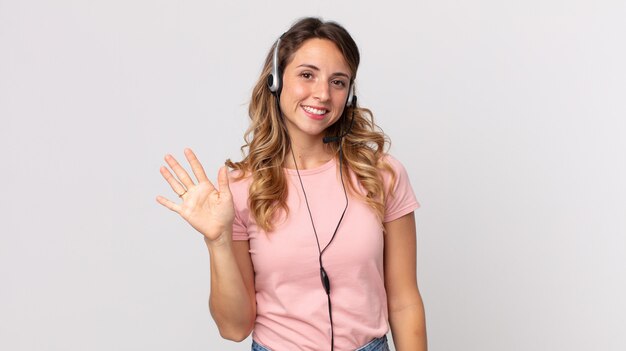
[303,106,327,115]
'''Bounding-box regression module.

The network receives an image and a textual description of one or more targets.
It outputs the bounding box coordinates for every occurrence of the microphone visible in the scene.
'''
[323,96,357,144]
[323,135,341,144]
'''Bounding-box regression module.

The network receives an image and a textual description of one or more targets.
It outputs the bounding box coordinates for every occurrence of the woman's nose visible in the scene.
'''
[312,81,330,101]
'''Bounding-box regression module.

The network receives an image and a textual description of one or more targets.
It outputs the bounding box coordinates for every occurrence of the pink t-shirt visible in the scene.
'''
[229,155,419,350]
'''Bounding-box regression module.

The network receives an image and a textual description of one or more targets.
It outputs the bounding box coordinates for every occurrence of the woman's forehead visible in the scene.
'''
[287,38,350,75]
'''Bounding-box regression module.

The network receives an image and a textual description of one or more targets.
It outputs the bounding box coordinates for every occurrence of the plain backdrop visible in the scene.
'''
[1,0,625,350]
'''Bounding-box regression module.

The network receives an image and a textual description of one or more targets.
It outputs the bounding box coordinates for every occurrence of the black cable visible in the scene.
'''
[290,140,348,351]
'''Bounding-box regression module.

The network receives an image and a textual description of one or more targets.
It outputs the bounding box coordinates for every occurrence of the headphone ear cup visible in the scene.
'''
[267,38,282,93]
[345,84,355,107]
[267,72,281,93]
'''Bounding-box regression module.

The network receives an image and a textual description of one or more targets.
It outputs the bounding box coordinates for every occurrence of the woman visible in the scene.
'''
[157,17,427,351]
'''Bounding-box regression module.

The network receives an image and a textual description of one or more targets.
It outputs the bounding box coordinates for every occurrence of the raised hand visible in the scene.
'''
[156,148,234,243]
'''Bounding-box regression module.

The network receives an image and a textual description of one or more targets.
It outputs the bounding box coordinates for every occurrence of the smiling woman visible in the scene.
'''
[157,17,427,351]
[279,38,352,144]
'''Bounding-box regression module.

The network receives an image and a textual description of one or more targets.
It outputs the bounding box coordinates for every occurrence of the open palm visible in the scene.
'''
[156,148,234,242]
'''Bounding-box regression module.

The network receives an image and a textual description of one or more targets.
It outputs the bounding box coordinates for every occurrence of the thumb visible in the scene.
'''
[217,166,231,194]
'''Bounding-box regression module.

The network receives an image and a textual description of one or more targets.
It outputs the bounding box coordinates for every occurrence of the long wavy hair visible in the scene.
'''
[226,17,396,232]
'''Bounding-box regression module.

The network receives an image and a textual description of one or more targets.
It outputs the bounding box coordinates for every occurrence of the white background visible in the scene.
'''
[1,0,625,350]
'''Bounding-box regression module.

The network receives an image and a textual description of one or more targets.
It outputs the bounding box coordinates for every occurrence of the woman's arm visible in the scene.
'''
[157,149,256,341]
[384,212,427,351]
[206,237,256,342]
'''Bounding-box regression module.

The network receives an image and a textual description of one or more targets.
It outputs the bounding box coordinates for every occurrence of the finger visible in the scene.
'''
[184,148,211,184]
[217,166,231,194]
[159,165,188,197]
[156,195,182,213]
[164,153,196,189]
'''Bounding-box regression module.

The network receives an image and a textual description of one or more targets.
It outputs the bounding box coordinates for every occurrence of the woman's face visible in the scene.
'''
[279,38,352,144]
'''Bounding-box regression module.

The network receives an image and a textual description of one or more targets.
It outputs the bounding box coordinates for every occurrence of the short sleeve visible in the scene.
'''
[231,211,248,240]
[383,155,420,223]
[228,171,250,241]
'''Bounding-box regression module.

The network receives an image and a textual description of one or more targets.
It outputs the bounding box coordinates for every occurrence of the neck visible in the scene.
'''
[285,140,333,170]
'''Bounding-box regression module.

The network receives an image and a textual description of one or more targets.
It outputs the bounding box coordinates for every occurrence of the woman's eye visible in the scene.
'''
[332,80,347,87]
[300,72,312,79]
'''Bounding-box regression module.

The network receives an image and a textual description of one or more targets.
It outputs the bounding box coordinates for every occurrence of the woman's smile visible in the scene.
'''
[301,105,329,120]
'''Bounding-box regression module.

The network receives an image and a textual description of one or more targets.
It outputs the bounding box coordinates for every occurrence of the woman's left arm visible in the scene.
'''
[384,212,427,351]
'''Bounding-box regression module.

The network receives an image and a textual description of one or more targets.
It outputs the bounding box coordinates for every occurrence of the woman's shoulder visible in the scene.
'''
[379,153,419,219]
[378,153,408,174]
